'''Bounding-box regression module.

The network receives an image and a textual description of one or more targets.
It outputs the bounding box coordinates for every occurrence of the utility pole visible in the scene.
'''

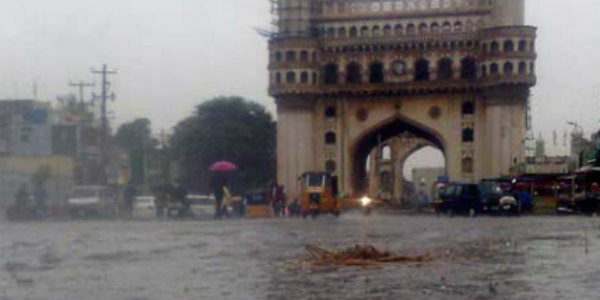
[69,80,95,104]
[68,80,94,185]
[91,64,117,184]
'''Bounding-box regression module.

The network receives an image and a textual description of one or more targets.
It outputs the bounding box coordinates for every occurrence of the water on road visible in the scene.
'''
[1,214,599,300]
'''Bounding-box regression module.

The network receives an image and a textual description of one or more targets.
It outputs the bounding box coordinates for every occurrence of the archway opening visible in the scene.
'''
[414,59,430,81]
[323,63,339,85]
[437,58,453,80]
[346,62,362,84]
[402,146,446,207]
[369,61,384,83]
[352,117,446,203]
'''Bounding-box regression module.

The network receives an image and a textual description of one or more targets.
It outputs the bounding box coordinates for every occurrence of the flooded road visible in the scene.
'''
[1,214,599,300]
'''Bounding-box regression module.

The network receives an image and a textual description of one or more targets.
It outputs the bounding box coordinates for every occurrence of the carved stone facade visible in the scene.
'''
[268,0,536,200]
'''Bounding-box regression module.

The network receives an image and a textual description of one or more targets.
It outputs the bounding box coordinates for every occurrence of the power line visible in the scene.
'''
[91,64,117,184]
[68,80,95,104]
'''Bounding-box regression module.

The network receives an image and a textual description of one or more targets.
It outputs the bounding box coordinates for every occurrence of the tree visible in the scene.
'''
[171,96,276,193]
[115,118,158,184]
[114,118,156,152]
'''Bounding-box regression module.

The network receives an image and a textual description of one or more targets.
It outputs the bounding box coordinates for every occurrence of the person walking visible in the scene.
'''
[33,183,47,218]
[123,183,137,219]
[212,174,227,219]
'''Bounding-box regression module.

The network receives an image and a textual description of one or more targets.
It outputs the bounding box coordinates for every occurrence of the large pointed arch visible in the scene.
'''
[350,115,447,194]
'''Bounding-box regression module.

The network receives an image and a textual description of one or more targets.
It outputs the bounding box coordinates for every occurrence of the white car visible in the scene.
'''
[134,196,156,218]
[67,186,117,217]
[188,194,215,218]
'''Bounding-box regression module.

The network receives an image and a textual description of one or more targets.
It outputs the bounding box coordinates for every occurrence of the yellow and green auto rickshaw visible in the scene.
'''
[244,188,272,219]
[299,172,341,218]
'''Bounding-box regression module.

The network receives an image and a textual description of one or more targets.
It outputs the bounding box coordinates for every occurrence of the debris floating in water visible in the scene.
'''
[302,244,432,266]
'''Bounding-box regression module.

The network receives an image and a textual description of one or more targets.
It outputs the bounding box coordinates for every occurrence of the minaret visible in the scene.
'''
[492,0,525,26]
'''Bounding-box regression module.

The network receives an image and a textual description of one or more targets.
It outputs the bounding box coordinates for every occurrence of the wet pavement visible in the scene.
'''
[1,214,599,300]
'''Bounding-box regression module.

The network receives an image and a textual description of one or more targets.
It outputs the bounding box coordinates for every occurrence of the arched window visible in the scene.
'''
[325,132,336,144]
[346,62,362,84]
[325,106,336,118]
[414,58,430,81]
[275,72,282,84]
[503,62,514,74]
[519,61,527,74]
[369,61,384,83]
[481,65,487,77]
[325,160,337,173]
[462,157,474,174]
[323,63,339,85]
[286,71,296,84]
[300,50,309,62]
[394,24,403,36]
[372,25,381,37]
[490,63,499,75]
[460,57,477,79]
[462,101,475,115]
[431,22,440,33]
[338,27,347,38]
[349,27,358,38]
[383,25,392,36]
[518,39,527,52]
[491,41,499,53]
[419,23,428,34]
[530,62,535,73]
[275,51,282,63]
[285,50,296,62]
[454,21,463,32]
[312,72,318,85]
[462,128,474,142]
[437,58,454,80]
[326,27,336,38]
[407,23,416,35]
[442,21,452,33]
[300,72,309,84]
[381,145,392,160]
[361,26,369,37]
[504,40,514,52]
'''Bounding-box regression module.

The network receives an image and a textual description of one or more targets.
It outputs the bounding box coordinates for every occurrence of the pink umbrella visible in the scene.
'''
[209,161,237,172]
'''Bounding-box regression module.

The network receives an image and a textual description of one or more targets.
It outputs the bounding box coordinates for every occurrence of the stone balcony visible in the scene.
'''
[269,74,536,97]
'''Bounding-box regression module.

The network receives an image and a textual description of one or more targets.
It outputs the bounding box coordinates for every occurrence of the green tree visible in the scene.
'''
[171,96,276,193]
[115,118,157,184]
[114,118,156,152]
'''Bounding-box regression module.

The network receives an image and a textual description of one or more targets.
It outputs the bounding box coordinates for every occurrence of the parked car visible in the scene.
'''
[133,196,156,218]
[67,186,117,217]
[437,183,481,216]
[188,194,215,218]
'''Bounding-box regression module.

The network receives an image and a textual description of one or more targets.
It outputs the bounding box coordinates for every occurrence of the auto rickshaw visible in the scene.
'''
[299,172,341,218]
[244,188,272,219]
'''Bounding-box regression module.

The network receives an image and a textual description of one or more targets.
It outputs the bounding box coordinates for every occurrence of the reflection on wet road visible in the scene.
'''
[1,214,599,300]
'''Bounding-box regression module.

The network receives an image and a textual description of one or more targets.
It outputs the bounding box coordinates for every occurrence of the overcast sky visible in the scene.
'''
[1,0,599,158]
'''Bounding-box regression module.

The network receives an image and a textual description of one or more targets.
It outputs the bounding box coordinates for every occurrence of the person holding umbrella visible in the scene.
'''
[210,161,236,219]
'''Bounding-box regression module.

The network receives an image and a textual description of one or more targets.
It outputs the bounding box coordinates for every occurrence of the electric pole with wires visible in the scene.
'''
[91,64,117,184]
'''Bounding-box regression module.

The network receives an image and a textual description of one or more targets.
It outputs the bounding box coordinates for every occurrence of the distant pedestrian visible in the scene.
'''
[33,183,47,218]
[123,183,137,219]
[274,185,286,217]
[173,182,190,218]
[212,174,228,219]
[15,184,30,212]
